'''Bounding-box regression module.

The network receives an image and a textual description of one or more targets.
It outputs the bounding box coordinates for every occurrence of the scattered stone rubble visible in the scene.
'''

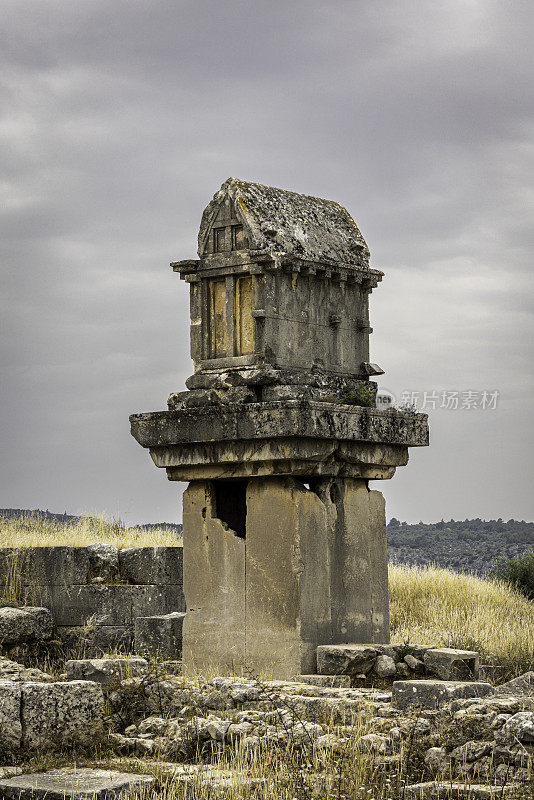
[102,670,533,791]
[316,643,481,681]
[0,649,530,797]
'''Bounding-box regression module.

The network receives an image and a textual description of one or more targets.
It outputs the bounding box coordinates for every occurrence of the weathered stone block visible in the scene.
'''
[65,657,148,685]
[42,584,183,627]
[0,681,22,749]
[21,680,104,750]
[494,671,534,696]
[317,644,378,676]
[86,543,119,581]
[0,767,154,799]
[118,546,183,586]
[0,680,104,751]
[374,654,397,677]
[130,584,185,618]
[0,547,91,587]
[0,657,52,683]
[423,648,479,680]
[182,482,246,673]
[55,624,133,655]
[297,674,351,688]
[0,607,52,644]
[134,612,185,658]
[392,680,494,710]
[496,712,534,744]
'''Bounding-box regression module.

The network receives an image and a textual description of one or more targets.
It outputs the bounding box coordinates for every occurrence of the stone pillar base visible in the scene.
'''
[182,476,389,679]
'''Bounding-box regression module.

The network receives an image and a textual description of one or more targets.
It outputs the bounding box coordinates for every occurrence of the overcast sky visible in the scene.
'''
[1,0,533,525]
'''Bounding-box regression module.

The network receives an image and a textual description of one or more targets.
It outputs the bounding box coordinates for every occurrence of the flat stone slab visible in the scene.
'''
[0,768,154,799]
[65,657,148,685]
[297,674,351,688]
[393,680,494,710]
[404,782,518,799]
[424,647,479,680]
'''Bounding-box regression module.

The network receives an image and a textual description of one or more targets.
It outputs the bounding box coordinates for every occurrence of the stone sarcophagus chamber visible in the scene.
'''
[130,178,429,677]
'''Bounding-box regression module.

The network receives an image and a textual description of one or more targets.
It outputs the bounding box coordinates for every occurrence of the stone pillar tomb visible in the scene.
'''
[130,178,429,678]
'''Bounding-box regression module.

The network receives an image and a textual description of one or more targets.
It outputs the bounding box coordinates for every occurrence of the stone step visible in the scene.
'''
[392,679,494,710]
[134,611,185,659]
[65,656,148,685]
[0,767,154,799]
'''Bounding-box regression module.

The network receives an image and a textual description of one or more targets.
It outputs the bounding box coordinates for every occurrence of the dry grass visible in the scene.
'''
[389,563,534,679]
[0,513,181,549]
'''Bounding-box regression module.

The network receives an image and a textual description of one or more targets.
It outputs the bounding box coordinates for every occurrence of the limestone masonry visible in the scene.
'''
[130,178,429,678]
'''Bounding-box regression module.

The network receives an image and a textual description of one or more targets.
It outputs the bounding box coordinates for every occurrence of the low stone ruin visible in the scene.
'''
[0,545,183,656]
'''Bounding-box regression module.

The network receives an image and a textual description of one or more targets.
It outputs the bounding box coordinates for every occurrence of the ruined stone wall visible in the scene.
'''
[0,546,184,654]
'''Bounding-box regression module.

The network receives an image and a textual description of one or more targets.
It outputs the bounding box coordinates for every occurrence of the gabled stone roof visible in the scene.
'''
[198,178,370,267]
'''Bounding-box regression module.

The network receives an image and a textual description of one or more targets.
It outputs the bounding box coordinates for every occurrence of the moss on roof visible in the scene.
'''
[199,178,371,267]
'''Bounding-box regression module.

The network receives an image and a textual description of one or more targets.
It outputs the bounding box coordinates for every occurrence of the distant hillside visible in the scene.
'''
[1,509,531,575]
[0,508,182,535]
[387,518,533,575]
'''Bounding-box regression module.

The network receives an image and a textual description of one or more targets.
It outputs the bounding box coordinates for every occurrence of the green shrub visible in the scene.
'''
[488,551,534,600]
[339,383,375,407]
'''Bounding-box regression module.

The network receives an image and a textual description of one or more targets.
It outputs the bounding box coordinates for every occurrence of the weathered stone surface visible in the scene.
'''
[0,547,91,587]
[297,674,351,688]
[181,482,246,674]
[450,740,492,761]
[424,747,449,774]
[392,680,494,710]
[55,624,133,656]
[65,657,148,685]
[0,682,22,748]
[0,657,52,683]
[317,645,379,676]
[118,546,182,586]
[0,679,104,751]
[134,612,185,658]
[404,783,517,799]
[404,653,425,672]
[374,654,396,677]
[21,680,105,749]
[42,584,183,627]
[495,671,534,696]
[183,476,390,679]
[424,648,479,680]
[198,178,371,268]
[496,712,534,744]
[131,402,428,482]
[0,767,154,799]
[0,607,52,644]
[86,543,119,581]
